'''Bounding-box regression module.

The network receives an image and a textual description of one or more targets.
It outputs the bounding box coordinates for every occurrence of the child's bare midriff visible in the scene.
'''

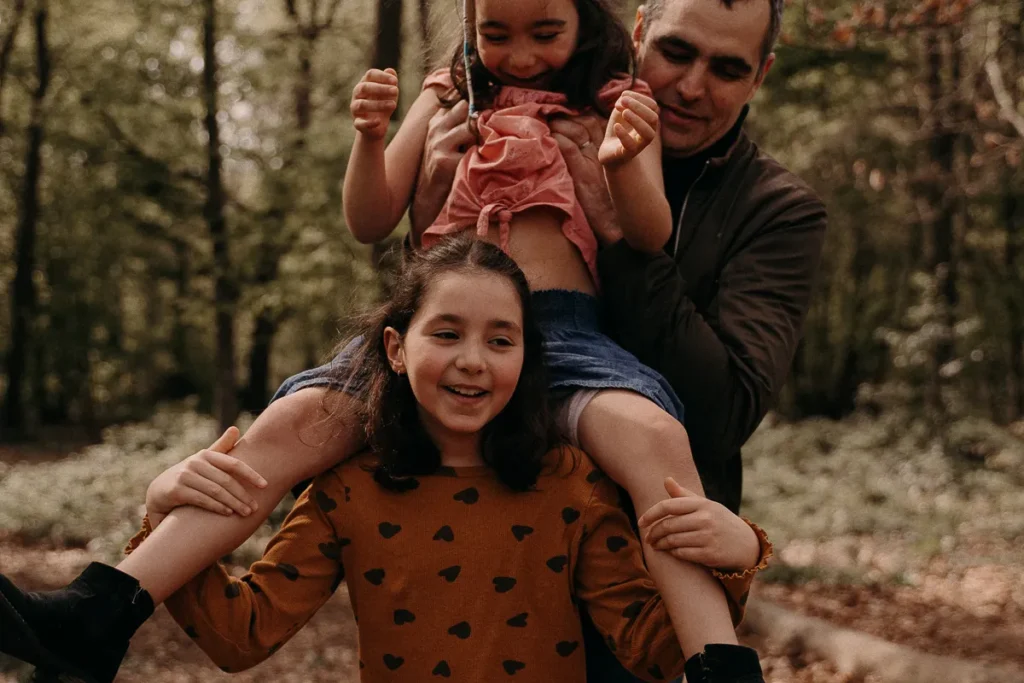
[414,206,598,295]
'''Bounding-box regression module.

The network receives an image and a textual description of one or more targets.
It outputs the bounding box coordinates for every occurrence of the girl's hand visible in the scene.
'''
[145,427,268,527]
[637,477,761,572]
[351,68,399,139]
[598,91,660,167]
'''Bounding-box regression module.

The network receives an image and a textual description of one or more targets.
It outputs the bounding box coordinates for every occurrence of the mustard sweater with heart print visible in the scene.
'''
[126,447,771,683]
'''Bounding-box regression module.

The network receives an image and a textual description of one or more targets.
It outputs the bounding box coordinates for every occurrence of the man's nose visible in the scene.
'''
[676,63,707,102]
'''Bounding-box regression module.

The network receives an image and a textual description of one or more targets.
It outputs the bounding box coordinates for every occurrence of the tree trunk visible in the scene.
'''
[2,0,49,438]
[203,0,238,432]
[0,0,27,135]
[1003,2,1024,421]
[372,0,403,76]
[922,25,958,416]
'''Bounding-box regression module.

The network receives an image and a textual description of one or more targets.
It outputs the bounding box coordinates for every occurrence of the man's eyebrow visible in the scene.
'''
[655,35,754,73]
[710,55,754,74]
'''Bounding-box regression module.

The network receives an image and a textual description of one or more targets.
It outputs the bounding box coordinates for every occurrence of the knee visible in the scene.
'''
[632,413,694,474]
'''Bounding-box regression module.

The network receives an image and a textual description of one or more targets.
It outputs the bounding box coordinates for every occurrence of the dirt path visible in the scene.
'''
[1,542,1020,682]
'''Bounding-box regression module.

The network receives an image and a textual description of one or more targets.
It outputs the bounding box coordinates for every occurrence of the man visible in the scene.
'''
[414,3,825,680]
[414,0,827,515]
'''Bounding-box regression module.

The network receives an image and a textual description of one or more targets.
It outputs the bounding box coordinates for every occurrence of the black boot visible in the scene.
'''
[0,563,154,683]
[683,644,764,683]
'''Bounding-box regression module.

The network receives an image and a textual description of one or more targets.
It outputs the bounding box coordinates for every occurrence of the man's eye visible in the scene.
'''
[663,51,693,64]
[715,68,745,81]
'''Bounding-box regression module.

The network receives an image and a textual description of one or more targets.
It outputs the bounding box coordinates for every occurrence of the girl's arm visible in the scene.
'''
[126,473,348,672]
[599,92,672,253]
[343,70,445,244]
[573,476,770,679]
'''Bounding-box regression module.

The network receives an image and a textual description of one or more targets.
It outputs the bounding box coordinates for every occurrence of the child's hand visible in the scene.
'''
[637,477,761,572]
[351,68,399,139]
[598,91,660,167]
[145,427,267,526]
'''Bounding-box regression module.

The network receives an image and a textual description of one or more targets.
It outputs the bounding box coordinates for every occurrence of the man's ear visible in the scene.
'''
[751,52,776,96]
[632,5,646,52]
[383,327,405,374]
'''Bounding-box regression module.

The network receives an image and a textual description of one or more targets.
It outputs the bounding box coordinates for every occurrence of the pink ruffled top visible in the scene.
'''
[420,69,652,285]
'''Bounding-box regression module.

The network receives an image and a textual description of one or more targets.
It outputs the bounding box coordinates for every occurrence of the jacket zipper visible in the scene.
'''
[671,160,710,258]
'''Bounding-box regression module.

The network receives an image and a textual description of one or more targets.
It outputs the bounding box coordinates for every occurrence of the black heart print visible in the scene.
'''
[546,555,568,573]
[511,525,534,541]
[314,490,337,513]
[492,576,517,593]
[382,654,404,670]
[561,507,581,524]
[378,522,402,538]
[433,525,455,542]
[393,609,416,625]
[556,641,579,657]
[453,487,479,504]
[606,535,629,552]
[447,621,471,639]
[438,565,462,582]
[506,612,528,627]
[502,660,526,674]
[364,568,386,585]
[432,660,452,677]
[276,563,299,581]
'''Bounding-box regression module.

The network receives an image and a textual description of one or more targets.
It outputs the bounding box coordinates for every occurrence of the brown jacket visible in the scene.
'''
[597,128,827,513]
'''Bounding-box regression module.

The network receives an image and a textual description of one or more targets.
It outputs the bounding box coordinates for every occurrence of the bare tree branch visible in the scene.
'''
[984,59,1024,139]
[320,0,343,30]
[0,0,29,134]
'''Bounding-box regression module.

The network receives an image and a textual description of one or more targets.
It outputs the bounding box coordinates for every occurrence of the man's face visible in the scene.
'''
[634,0,775,157]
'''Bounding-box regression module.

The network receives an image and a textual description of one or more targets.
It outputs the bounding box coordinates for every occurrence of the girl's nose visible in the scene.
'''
[455,344,486,373]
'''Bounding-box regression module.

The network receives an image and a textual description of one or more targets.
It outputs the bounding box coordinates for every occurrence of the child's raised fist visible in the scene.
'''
[351,67,400,139]
[598,90,660,167]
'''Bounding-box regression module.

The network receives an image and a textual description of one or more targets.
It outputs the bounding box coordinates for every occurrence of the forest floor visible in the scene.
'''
[1,408,1022,682]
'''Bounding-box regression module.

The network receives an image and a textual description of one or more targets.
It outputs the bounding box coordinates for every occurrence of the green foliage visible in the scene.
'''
[0,405,288,563]
[742,412,1024,554]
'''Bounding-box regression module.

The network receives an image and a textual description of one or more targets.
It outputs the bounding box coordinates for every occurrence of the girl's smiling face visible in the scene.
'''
[475,0,580,89]
[384,269,526,459]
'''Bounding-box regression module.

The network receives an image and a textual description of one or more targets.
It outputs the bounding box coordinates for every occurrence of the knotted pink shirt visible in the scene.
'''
[420,70,652,285]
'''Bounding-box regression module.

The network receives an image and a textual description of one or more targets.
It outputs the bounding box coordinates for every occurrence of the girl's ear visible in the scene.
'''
[383,326,406,375]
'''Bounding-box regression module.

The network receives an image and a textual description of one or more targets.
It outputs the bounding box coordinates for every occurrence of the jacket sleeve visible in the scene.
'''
[141,474,347,672]
[596,195,827,462]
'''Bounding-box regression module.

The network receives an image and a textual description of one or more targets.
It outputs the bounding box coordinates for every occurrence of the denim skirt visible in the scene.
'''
[272,289,684,424]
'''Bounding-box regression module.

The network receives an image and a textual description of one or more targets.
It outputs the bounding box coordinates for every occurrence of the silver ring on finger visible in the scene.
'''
[579,141,593,150]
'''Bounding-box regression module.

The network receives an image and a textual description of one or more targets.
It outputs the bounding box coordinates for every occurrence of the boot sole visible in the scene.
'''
[0,587,99,683]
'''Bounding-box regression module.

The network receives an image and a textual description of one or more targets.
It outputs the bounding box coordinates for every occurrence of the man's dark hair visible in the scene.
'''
[642,0,783,70]
[328,235,560,493]
[441,0,636,115]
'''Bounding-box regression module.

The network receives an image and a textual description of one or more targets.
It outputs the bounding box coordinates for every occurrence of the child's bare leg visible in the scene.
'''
[116,388,363,604]
[577,390,737,658]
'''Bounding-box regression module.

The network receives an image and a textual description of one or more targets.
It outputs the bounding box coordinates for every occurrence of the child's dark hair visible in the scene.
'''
[328,235,558,492]
[442,0,636,115]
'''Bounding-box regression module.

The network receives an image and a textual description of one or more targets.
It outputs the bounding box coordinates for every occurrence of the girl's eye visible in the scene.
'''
[534,33,559,42]
[481,34,507,44]
[490,337,514,347]
[433,331,459,340]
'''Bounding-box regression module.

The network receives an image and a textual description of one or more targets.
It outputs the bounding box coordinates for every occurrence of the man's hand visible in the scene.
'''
[145,427,267,528]
[410,99,476,235]
[637,477,761,572]
[550,114,624,246]
[351,68,400,140]
[599,91,660,167]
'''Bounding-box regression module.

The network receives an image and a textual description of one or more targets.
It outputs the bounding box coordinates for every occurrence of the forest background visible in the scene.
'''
[0,0,1022,681]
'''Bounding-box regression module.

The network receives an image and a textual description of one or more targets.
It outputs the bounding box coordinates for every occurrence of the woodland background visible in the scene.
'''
[0,0,1022,681]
